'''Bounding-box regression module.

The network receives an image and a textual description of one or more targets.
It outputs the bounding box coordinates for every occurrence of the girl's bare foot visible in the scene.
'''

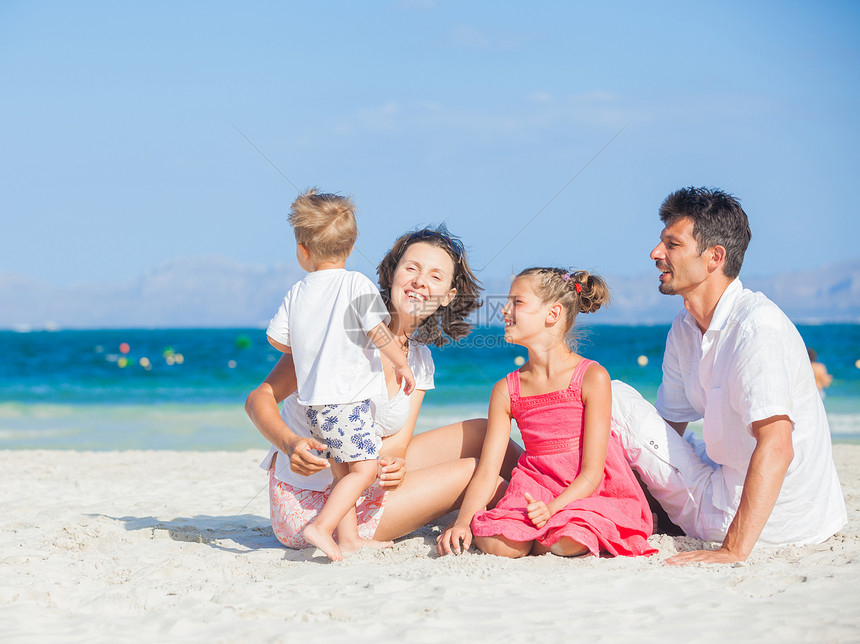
[303,524,343,562]
[339,537,394,554]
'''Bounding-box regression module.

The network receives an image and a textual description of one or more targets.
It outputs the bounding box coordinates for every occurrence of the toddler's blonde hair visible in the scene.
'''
[288,188,358,261]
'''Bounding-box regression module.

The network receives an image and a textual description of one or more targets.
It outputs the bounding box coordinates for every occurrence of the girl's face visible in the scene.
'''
[389,241,457,324]
[502,276,549,345]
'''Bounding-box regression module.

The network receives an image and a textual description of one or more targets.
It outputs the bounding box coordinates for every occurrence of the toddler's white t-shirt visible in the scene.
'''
[267,269,389,405]
[260,341,436,491]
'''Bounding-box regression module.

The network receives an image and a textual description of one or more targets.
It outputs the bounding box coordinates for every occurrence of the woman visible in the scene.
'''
[246,226,521,549]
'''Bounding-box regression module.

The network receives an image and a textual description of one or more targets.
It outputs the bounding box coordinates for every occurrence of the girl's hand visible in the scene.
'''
[286,437,330,476]
[436,523,473,556]
[377,456,407,489]
[525,492,553,529]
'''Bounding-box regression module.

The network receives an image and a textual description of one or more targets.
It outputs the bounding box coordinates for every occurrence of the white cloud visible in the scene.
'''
[334,92,641,141]
[448,25,535,51]
[345,102,403,132]
[392,0,438,9]
[569,90,616,103]
[450,25,490,50]
[528,91,554,103]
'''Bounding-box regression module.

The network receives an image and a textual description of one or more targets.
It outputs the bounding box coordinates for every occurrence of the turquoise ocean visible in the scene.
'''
[2,324,859,450]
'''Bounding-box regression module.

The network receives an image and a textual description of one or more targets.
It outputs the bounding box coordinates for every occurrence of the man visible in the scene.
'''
[611,187,846,565]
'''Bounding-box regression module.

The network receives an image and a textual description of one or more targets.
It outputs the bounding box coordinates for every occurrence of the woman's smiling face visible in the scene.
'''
[389,241,457,323]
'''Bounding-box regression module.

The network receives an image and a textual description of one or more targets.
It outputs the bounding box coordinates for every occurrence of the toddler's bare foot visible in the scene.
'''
[339,537,394,554]
[303,524,343,562]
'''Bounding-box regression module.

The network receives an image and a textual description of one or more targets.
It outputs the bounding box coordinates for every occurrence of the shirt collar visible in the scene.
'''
[305,268,346,281]
[682,278,743,333]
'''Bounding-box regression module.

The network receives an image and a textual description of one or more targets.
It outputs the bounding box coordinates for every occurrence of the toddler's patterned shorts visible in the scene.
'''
[304,400,381,463]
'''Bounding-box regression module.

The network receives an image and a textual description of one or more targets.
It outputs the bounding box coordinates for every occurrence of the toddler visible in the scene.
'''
[267,188,415,561]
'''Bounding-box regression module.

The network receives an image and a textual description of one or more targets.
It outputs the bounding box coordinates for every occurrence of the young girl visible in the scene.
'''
[436,267,656,558]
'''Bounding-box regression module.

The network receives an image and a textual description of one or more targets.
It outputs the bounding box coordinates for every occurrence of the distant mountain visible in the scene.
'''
[1,256,858,330]
[478,259,860,325]
[742,261,860,324]
[0,256,303,330]
[596,258,860,325]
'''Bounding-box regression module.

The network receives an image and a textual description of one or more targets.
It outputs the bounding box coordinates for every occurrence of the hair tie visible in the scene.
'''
[562,272,570,282]
[575,282,582,294]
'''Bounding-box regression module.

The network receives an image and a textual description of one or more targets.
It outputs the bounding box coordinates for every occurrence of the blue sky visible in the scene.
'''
[2,1,859,288]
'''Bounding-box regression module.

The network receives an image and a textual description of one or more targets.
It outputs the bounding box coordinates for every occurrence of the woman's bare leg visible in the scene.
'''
[373,457,507,541]
[336,504,394,555]
[474,535,532,559]
[405,418,522,479]
[373,420,521,542]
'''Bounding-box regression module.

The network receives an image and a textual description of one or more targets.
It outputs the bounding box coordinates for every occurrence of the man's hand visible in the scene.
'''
[287,437,330,476]
[667,417,794,565]
[665,546,745,566]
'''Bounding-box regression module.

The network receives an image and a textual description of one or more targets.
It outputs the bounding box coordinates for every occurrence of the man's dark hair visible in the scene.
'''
[659,187,752,279]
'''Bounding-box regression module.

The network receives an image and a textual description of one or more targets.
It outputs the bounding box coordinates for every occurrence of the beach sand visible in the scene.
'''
[1,446,858,643]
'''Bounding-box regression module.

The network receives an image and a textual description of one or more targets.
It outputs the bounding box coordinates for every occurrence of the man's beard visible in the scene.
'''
[658,281,676,295]
[656,264,675,295]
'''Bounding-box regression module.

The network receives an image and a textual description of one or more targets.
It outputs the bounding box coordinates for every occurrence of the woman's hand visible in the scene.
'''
[377,456,407,489]
[286,436,330,476]
[436,523,473,556]
[524,492,553,529]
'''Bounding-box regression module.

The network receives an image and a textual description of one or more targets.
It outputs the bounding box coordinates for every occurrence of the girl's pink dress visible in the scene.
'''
[471,359,656,557]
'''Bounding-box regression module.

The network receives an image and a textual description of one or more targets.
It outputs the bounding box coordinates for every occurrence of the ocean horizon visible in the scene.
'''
[2,325,858,450]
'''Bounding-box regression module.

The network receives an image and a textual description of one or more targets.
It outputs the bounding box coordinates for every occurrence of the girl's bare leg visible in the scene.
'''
[474,534,532,559]
[405,418,522,479]
[531,538,589,557]
[303,460,378,561]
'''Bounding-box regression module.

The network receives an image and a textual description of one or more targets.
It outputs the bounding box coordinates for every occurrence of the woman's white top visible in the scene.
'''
[259,343,435,491]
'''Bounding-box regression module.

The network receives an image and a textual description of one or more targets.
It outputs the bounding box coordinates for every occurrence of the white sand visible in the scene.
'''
[1,446,858,643]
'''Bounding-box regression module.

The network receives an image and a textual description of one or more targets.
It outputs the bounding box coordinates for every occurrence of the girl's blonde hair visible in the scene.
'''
[517,267,610,344]
[288,188,357,261]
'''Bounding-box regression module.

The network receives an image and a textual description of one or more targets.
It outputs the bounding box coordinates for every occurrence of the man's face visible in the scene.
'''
[650,217,710,296]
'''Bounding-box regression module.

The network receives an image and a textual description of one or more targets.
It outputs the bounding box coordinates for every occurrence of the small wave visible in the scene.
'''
[0,428,76,440]
[827,413,860,437]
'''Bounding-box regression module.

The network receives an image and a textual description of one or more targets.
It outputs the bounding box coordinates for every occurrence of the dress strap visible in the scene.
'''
[568,358,596,391]
[506,370,521,403]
